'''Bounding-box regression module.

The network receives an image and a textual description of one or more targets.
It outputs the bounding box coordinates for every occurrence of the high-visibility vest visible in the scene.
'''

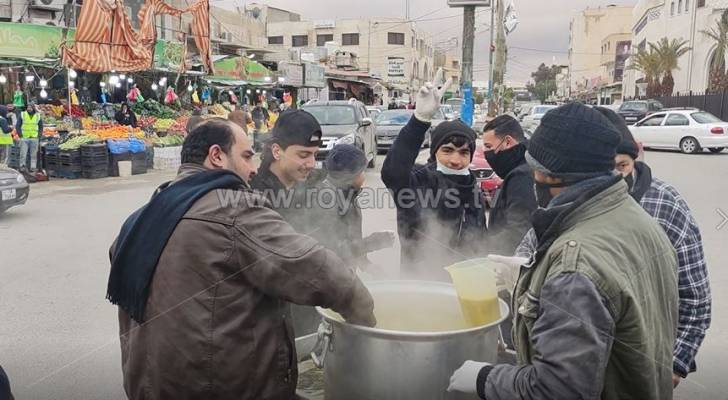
[0,117,11,145]
[21,111,40,139]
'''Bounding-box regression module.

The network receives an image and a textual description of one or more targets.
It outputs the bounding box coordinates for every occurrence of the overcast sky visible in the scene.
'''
[224,0,636,86]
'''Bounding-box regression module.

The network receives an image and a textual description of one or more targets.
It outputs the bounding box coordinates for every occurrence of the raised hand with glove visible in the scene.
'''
[488,254,529,293]
[447,360,492,397]
[414,68,453,123]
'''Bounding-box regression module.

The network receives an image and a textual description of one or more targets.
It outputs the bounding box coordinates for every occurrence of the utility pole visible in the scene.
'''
[460,5,475,127]
[487,0,495,116]
[493,0,506,114]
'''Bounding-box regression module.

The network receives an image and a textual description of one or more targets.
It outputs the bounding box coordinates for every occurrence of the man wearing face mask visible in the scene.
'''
[382,76,487,281]
[481,115,537,255]
[596,106,711,389]
[448,102,678,399]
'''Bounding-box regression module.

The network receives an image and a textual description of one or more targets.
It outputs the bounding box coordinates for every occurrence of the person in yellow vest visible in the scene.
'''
[16,102,43,172]
[0,106,14,166]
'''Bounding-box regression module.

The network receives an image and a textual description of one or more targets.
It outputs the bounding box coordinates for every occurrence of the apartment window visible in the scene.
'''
[317,34,333,47]
[685,0,689,11]
[342,33,359,46]
[678,0,683,13]
[292,35,308,47]
[268,36,284,45]
[388,32,405,45]
[670,1,675,16]
[697,0,705,7]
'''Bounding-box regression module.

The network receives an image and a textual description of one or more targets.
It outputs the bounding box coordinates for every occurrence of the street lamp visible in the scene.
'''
[69,69,77,79]
[40,89,48,99]
[277,77,285,84]
[0,75,7,84]
[264,76,272,82]
[151,83,158,91]
[100,82,106,88]
[39,79,47,88]
[109,75,120,85]
[69,81,75,88]
[127,78,134,83]
[187,84,193,92]
[115,82,122,88]
[25,74,35,82]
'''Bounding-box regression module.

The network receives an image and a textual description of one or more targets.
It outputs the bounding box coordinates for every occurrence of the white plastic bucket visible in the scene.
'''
[118,161,132,177]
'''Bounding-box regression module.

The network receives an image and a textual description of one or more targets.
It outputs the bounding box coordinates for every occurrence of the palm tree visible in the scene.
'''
[629,48,663,97]
[701,9,728,92]
[650,37,691,96]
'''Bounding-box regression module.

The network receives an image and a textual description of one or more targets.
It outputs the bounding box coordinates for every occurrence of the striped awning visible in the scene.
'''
[61,0,212,74]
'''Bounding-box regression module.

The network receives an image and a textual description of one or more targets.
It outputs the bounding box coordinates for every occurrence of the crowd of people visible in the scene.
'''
[1,74,711,399]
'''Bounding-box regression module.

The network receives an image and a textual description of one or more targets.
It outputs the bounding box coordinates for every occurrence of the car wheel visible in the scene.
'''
[708,147,725,154]
[679,137,701,154]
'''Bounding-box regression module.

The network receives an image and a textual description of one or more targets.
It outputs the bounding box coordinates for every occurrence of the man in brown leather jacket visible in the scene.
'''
[108,118,376,400]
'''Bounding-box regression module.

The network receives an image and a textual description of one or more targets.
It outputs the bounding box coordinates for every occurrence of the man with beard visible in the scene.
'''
[382,77,488,281]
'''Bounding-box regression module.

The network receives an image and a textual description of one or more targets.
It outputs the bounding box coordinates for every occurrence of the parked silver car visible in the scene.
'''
[0,167,29,214]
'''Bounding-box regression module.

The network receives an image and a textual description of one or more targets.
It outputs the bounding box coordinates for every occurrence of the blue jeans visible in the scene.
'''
[19,138,38,170]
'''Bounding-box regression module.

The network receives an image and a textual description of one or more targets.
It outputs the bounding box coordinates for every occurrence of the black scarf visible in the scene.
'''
[485,142,527,178]
[107,169,244,323]
[629,161,653,202]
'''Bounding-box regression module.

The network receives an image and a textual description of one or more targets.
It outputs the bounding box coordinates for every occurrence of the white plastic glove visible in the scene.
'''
[488,254,529,292]
[414,67,453,123]
[447,360,491,393]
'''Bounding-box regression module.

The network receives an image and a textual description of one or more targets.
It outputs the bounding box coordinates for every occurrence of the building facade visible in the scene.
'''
[569,5,634,100]
[264,16,435,97]
[622,0,727,98]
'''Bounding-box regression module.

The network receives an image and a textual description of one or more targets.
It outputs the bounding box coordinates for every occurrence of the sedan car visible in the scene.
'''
[628,109,728,154]
[440,104,456,120]
[366,106,384,120]
[521,105,557,132]
[471,145,503,208]
[0,167,29,214]
[302,100,378,168]
[618,100,663,125]
[375,110,429,153]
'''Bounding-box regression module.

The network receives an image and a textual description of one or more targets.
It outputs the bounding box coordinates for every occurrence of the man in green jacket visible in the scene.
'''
[448,103,678,399]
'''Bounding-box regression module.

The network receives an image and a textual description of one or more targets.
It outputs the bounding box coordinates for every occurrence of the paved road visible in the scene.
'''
[1,149,727,399]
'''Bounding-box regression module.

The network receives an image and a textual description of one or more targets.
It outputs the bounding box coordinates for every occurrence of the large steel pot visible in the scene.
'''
[312,280,508,400]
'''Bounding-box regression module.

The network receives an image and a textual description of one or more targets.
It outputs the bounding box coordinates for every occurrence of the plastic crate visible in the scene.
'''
[53,170,81,179]
[82,165,109,179]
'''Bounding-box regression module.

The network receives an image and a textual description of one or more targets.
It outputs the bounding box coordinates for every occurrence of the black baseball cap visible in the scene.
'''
[270,109,323,147]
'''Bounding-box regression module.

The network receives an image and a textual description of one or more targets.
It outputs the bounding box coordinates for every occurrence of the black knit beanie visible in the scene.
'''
[526,103,621,175]
[594,106,639,160]
[429,120,477,161]
[325,144,368,183]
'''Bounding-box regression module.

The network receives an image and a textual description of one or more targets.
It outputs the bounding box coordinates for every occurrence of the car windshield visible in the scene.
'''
[620,102,648,112]
[376,110,412,125]
[442,105,454,113]
[533,106,555,115]
[691,112,723,124]
[303,106,357,125]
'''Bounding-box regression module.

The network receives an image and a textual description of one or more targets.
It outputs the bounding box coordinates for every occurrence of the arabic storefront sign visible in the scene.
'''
[387,57,406,84]
[153,40,186,72]
[212,57,271,84]
[304,63,325,88]
[278,61,304,87]
[0,22,75,59]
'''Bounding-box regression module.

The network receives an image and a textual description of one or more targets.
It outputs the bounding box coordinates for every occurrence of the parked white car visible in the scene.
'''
[628,108,728,154]
[521,105,557,131]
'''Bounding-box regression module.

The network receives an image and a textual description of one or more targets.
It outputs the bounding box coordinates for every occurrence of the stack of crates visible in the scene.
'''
[56,149,82,179]
[81,143,109,179]
[7,143,24,169]
[44,144,60,175]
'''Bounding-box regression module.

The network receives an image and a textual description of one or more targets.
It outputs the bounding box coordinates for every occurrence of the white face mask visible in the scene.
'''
[436,161,471,176]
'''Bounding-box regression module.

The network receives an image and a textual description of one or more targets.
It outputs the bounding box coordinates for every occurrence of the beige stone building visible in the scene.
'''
[435,50,462,91]
[264,16,435,97]
[568,5,634,100]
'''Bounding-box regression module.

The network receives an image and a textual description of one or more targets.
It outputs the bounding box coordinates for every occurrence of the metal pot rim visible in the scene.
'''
[316,280,509,339]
